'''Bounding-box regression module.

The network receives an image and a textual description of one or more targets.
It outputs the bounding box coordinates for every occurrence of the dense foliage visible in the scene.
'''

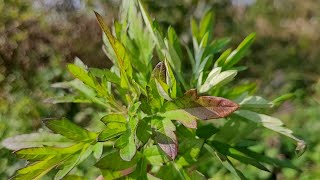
[2,1,308,179]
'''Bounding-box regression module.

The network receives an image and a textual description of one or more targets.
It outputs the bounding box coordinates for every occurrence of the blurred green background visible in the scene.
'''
[0,0,319,179]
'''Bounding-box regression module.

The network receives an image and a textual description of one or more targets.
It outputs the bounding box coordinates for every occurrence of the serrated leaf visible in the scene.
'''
[152,118,178,160]
[44,118,96,142]
[163,89,239,120]
[235,110,306,156]
[2,132,73,151]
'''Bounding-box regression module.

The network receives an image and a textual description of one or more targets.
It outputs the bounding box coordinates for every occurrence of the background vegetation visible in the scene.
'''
[0,0,319,179]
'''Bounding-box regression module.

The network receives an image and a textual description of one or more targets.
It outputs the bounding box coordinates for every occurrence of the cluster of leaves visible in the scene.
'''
[2,0,306,179]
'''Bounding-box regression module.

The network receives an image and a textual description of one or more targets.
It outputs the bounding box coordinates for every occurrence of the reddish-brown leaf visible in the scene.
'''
[163,89,239,120]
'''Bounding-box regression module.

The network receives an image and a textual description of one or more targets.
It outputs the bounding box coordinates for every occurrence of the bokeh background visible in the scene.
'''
[0,0,319,179]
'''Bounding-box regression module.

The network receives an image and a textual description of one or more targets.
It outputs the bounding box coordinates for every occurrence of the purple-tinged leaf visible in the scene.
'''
[152,118,178,160]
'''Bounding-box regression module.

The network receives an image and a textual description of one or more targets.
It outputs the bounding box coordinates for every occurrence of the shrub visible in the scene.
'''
[3,1,306,179]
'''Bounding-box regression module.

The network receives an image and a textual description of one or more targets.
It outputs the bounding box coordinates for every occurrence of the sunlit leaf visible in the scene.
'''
[2,132,73,151]
[143,145,169,166]
[235,110,306,156]
[224,33,256,69]
[95,12,133,89]
[163,89,239,120]
[44,118,97,142]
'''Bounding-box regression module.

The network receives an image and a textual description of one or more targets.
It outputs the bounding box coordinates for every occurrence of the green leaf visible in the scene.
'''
[95,12,133,89]
[44,118,97,142]
[151,62,172,100]
[157,163,190,180]
[204,144,247,180]
[208,37,231,54]
[93,142,104,159]
[136,117,152,145]
[190,17,198,41]
[199,11,214,43]
[209,141,270,172]
[234,146,299,170]
[152,118,178,160]
[272,93,295,107]
[89,68,121,85]
[67,64,96,89]
[12,155,69,180]
[160,110,197,129]
[235,110,306,156]
[163,89,239,120]
[196,124,219,139]
[213,118,257,144]
[2,132,73,151]
[237,96,273,109]
[98,122,127,142]
[224,33,256,69]
[176,126,204,167]
[167,26,183,59]
[199,68,237,93]
[95,151,141,171]
[54,144,93,180]
[190,170,206,180]
[15,143,83,161]
[164,58,177,98]
[127,157,148,180]
[100,114,126,125]
[143,145,169,166]
[214,48,232,68]
[120,117,138,161]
